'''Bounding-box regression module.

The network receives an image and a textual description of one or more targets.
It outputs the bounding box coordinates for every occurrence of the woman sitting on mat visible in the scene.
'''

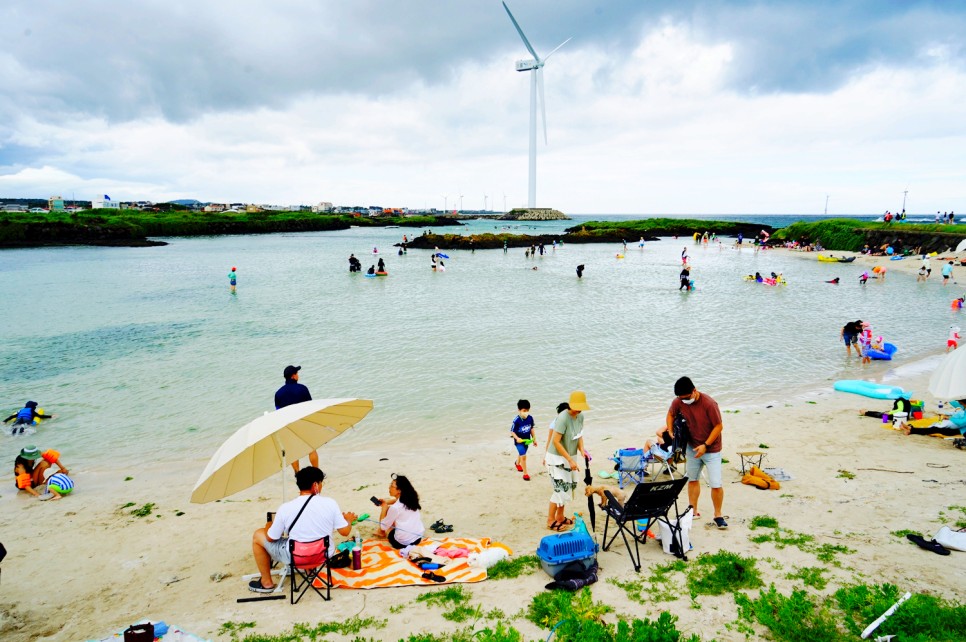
[375,474,425,549]
[901,399,966,437]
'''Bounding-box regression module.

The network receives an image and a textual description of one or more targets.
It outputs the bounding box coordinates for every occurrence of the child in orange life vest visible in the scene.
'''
[14,446,69,498]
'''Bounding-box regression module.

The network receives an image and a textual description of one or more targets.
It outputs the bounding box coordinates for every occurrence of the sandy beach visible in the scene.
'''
[3,364,964,640]
[3,248,965,641]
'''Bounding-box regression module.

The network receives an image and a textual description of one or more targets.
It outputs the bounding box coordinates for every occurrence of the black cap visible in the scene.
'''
[283,365,301,379]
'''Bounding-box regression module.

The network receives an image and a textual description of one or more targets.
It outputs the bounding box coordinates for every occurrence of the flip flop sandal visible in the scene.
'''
[410,556,433,565]
[430,519,445,530]
[547,521,567,532]
[560,517,574,526]
[431,523,453,533]
[421,571,446,583]
[907,533,951,555]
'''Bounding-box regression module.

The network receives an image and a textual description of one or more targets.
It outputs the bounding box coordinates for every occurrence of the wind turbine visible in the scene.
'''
[502,1,570,209]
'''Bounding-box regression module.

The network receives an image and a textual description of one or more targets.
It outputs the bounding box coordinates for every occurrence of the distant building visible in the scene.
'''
[312,202,334,213]
[203,203,227,212]
[2,203,28,212]
[245,204,263,213]
[92,195,120,209]
[49,195,65,211]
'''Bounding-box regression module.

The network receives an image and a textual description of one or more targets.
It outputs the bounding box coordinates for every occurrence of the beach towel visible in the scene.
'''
[316,537,496,589]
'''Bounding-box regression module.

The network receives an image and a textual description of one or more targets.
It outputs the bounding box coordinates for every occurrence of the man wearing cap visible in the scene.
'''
[666,377,727,529]
[275,365,316,472]
[545,391,590,531]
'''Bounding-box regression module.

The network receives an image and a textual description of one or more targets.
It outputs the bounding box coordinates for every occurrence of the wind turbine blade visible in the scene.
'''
[543,37,571,62]
[538,68,547,145]
[502,1,541,61]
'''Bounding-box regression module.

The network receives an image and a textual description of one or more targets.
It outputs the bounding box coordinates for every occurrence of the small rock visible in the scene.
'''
[210,572,232,583]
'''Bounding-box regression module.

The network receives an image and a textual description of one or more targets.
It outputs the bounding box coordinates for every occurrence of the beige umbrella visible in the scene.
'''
[190,398,373,504]
[928,348,966,400]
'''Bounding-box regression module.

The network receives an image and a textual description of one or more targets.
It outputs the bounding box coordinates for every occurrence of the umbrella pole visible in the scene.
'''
[274,434,287,506]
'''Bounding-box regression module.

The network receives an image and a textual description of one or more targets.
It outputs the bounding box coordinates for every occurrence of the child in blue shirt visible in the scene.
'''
[510,399,537,481]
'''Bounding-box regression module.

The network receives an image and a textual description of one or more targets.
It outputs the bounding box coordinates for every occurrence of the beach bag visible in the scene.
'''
[123,623,154,642]
[657,512,693,555]
[672,413,690,463]
[934,526,966,552]
[329,549,352,569]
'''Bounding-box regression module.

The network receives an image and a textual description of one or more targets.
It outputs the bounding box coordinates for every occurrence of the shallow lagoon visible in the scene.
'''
[1,218,959,468]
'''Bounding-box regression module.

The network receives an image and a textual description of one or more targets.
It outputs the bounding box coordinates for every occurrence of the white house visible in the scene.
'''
[92,195,120,209]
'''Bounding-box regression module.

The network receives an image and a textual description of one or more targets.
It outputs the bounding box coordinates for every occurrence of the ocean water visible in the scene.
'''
[1,214,960,470]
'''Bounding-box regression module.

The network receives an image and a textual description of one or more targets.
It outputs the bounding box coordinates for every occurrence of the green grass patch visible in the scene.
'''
[748,517,854,565]
[749,515,779,529]
[415,584,471,607]
[837,469,856,480]
[130,502,155,517]
[785,566,829,590]
[735,585,843,642]
[687,551,763,597]
[487,554,542,580]
[219,616,385,641]
[758,443,770,449]
[836,583,966,641]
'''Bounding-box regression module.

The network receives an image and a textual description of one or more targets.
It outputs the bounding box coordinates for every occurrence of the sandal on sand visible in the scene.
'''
[547,521,568,532]
[560,517,574,526]
[907,534,950,555]
[432,523,453,533]
[421,571,446,583]
[248,580,276,593]
[431,519,446,530]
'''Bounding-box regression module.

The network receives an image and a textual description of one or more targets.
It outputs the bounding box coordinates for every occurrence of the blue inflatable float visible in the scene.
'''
[866,342,898,360]
[833,379,909,399]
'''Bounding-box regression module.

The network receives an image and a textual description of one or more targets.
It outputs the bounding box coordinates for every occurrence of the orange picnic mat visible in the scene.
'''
[882,416,953,437]
[318,537,495,589]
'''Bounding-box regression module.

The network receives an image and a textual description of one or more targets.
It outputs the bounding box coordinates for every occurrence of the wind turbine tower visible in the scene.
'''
[502,1,570,209]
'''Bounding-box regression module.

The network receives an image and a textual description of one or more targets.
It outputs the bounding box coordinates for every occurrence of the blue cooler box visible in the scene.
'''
[536,531,598,577]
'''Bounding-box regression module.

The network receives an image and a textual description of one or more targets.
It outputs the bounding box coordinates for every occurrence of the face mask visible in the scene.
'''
[519,411,529,419]
[682,396,696,405]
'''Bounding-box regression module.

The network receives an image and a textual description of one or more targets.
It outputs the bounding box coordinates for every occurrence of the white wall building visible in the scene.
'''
[91,197,120,209]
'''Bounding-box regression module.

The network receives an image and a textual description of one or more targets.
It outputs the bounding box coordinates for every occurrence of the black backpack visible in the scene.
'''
[671,413,691,463]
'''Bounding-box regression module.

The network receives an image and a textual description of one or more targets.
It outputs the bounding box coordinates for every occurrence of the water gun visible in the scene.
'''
[352,513,370,525]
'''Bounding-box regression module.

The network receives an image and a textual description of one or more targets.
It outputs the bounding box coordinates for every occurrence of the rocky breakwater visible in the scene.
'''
[500,208,568,221]
[0,219,167,248]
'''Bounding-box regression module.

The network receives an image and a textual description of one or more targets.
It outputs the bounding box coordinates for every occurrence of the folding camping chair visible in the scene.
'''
[610,448,648,488]
[601,477,692,571]
[289,536,332,604]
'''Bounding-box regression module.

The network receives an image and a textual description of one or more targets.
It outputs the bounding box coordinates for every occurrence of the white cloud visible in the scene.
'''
[2,2,965,213]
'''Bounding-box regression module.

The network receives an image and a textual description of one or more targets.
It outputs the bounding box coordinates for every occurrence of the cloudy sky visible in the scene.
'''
[1,1,965,214]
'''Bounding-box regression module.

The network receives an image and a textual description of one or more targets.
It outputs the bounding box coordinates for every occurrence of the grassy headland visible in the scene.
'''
[0,208,461,248]
[770,218,966,253]
[563,217,773,238]
[406,218,774,250]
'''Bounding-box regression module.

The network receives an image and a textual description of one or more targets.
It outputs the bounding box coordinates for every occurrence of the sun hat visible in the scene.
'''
[861,321,870,327]
[19,445,41,460]
[283,365,301,379]
[568,390,591,411]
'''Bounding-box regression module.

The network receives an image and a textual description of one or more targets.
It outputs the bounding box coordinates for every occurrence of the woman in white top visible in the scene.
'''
[376,474,425,549]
